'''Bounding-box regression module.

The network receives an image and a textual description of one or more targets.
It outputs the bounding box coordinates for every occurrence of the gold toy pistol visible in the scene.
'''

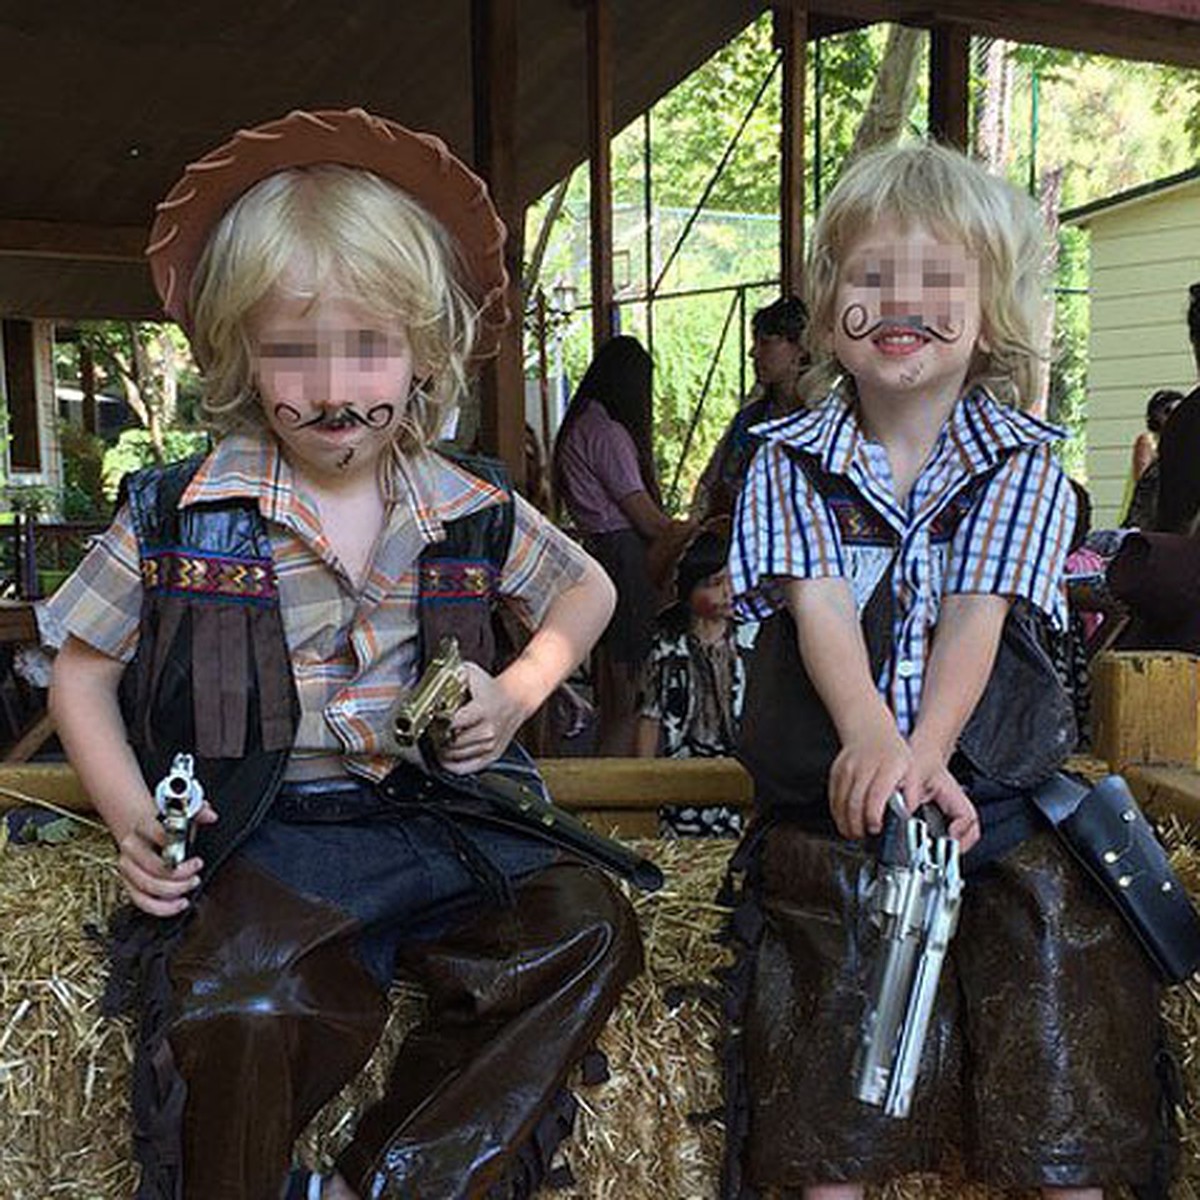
[390,636,469,750]
[154,752,206,869]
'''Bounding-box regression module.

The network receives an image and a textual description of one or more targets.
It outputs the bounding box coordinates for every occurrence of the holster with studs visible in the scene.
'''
[1033,772,1200,983]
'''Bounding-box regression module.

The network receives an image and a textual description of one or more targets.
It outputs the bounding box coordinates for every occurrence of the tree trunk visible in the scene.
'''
[1032,165,1064,418]
[129,324,166,464]
[976,39,1013,171]
[848,24,924,160]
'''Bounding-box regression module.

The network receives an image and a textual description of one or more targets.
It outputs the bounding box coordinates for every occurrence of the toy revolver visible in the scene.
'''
[853,793,963,1119]
[154,752,206,869]
[390,636,469,750]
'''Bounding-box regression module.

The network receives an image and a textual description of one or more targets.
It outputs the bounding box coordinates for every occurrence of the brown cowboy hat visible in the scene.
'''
[145,107,509,360]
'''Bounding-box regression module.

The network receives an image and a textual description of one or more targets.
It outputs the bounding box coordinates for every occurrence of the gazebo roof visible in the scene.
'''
[2,0,1199,320]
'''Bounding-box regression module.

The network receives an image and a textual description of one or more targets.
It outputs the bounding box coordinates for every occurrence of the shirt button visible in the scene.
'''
[896,658,918,679]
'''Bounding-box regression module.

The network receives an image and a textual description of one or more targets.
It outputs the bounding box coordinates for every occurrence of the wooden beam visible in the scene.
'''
[776,2,808,295]
[587,0,616,350]
[809,0,1200,69]
[0,219,146,263]
[0,757,756,815]
[471,0,525,484]
[928,22,970,149]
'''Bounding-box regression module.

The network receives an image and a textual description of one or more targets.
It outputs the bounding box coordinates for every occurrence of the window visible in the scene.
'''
[2,319,41,472]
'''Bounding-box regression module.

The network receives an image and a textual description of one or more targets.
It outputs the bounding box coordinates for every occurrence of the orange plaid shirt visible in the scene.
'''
[48,428,589,780]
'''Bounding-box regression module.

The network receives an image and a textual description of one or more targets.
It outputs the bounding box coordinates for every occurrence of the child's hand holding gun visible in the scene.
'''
[113,753,219,918]
[391,636,541,776]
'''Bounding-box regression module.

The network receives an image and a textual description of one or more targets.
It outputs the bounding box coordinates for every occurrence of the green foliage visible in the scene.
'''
[57,421,108,520]
[527,22,1200,507]
[102,428,211,502]
[1153,66,1200,154]
[1049,228,1091,479]
[3,482,57,519]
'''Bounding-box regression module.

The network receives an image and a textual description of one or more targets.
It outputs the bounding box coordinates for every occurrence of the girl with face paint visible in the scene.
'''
[724,143,1167,1200]
[634,530,752,837]
[46,110,643,1200]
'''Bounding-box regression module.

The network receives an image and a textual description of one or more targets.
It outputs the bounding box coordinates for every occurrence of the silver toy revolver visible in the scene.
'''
[853,793,964,1119]
[154,752,205,869]
[389,636,469,750]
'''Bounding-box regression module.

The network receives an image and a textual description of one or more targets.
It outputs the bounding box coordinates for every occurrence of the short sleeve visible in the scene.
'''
[498,493,591,629]
[586,412,645,501]
[42,504,143,661]
[943,444,1073,629]
[729,442,846,621]
[637,638,667,720]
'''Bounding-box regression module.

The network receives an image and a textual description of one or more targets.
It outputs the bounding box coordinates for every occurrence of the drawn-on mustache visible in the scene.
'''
[840,306,962,344]
[275,403,396,430]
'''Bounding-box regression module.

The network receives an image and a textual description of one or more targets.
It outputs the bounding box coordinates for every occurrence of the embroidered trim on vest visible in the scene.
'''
[825,497,896,547]
[419,557,498,604]
[141,548,278,604]
[794,447,993,549]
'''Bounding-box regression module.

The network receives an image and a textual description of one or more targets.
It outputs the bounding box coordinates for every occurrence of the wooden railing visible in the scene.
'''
[0,651,1197,832]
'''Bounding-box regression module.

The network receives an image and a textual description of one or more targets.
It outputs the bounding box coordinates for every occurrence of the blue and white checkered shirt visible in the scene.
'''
[731,381,1074,735]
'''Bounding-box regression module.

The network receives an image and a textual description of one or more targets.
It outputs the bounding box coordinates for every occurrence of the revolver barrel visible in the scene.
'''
[153,752,206,869]
[853,795,964,1119]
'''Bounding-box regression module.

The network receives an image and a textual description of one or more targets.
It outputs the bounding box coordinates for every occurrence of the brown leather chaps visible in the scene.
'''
[163,854,642,1200]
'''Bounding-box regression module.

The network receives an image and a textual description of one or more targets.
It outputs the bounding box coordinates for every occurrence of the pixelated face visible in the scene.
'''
[689,568,733,623]
[249,286,416,484]
[751,332,806,388]
[831,220,984,407]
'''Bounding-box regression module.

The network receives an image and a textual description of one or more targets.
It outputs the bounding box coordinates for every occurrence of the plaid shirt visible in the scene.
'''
[731,382,1074,735]
[48,428,589,780]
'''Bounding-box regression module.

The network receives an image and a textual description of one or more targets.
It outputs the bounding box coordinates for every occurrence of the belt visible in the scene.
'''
[273,777,387,822]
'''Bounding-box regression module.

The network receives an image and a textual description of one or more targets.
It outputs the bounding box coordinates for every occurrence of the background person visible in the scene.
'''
[634,529,752,837]
[1121,387,1182,529]
[690,296,809,525]
[552,335,692,755]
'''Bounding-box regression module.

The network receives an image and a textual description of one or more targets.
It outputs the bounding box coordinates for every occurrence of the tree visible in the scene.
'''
[847,24,923,159]
[76,321,199,464]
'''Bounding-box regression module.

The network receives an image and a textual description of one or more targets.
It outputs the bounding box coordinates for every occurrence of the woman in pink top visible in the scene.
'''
[553,336,692,753]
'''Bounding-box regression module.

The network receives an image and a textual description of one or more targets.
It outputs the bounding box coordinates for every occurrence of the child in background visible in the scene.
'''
[723,142,1164,1199]
[635,529,752,836]
[47,109,642,1200]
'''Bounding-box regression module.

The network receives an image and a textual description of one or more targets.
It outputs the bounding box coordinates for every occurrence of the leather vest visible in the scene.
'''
[118,450,515,882]
[737,449,1077,817]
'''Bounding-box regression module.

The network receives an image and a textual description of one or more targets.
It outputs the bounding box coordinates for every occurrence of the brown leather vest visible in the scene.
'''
[118,450,515,882]
[736,449,1076,819]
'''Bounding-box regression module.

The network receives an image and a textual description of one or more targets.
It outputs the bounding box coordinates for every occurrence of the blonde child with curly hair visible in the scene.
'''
[723,141,1166,1199]
[48,109,644,1200]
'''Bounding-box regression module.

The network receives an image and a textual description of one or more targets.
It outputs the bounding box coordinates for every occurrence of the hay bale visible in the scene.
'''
[2,824,1199,1198]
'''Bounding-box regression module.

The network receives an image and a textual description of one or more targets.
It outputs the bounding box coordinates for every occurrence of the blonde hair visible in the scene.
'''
[803,141,1050,407]
[189,164,480,452]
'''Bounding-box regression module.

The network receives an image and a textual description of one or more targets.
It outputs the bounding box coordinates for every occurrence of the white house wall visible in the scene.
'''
[1082,182,1200,526]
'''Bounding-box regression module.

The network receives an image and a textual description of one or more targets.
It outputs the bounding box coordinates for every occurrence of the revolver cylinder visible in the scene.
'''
[390,636,469,749]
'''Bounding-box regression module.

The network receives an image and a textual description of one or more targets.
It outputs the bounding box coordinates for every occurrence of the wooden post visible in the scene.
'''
[1092,651,1200,770]
[928,22,971,149]
[776,2,807,296]
[471,0,525,485]
[587,0,615,350]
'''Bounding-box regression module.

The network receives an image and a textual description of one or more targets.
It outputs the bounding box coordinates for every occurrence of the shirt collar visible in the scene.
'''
[751,378,1064,479]
[183,425,508,542]
[393,447,509,544]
